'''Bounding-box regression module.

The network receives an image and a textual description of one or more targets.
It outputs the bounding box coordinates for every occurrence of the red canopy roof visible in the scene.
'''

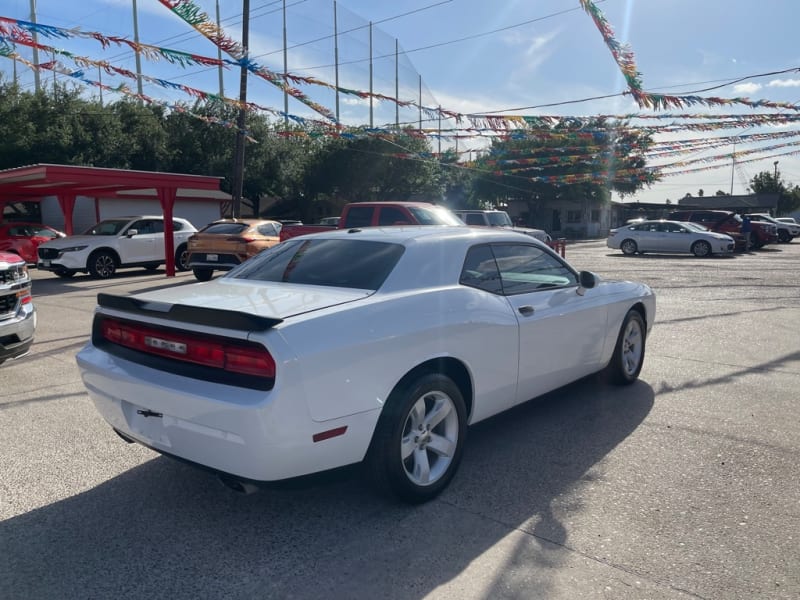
[0,164,226,276]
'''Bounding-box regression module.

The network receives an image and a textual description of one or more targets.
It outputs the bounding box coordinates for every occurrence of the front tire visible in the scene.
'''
[620,239,638,255]
[367,373,467,504]
[778,230,791,243]
[691,240,711,257]
[87,251,117,279]
[604,310,646,385]
[53,268,76,278]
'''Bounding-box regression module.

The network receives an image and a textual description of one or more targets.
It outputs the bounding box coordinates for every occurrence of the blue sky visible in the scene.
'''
[2,0,799,205]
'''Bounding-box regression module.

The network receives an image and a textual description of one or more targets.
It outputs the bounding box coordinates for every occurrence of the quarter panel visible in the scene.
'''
[273,287,520,424]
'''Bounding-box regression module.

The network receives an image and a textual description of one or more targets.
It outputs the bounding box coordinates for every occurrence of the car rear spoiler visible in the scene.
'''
[97,293,283,332]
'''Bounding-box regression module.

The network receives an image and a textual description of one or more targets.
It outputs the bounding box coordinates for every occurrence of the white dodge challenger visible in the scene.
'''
[77,226,655,503]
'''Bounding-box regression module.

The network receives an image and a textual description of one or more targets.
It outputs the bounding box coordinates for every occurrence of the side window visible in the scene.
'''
[460,245,502,294]
[258,223,279,236]
[378,207,410,226]
[172,220,184,231]
[343,206,374,228]
[491,244,578,294]
[127,220,148,234]
[465,214,484,226]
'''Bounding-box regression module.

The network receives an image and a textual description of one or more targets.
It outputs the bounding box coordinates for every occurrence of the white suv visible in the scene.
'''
[37,216,197,279]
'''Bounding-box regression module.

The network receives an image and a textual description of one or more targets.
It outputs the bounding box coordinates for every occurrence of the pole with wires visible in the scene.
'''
[231,0,250,219]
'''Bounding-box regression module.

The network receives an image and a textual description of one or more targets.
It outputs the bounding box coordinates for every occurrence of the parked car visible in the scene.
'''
[76,226,655,503]
[775,217,799,226]
[667,210,778,250]
[745,213,799,243]
[0,251,35,366]
[187,218,282,281]
[452,209,551,243]
[0,222,65,264]
[37,216,197,279]
[607,220,735,257]
[279,201,464,241]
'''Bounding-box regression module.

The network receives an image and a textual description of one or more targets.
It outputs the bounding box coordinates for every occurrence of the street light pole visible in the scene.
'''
[773,160,779,183]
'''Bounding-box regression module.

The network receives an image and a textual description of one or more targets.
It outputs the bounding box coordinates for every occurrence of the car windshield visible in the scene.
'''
[408,206,463,226]
[487,212,514,227]
[229,238,405,290]
[82,219,131,236]
[683,222,708,232]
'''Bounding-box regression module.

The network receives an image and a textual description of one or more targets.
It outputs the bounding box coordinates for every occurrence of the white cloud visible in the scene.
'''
[768,78,800,88]
[732,83,762,95]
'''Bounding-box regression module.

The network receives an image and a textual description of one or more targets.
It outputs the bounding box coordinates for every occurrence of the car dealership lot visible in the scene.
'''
[2,242,798,599]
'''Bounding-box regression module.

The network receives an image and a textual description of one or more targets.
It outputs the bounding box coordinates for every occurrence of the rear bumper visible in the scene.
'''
[187,252,242,270]
[76,343,379,482]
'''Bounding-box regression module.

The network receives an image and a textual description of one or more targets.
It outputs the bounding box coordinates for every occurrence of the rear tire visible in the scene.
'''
[175,244,190,271]
[193,267,213,282]
[620,239,638,255]
[367,373,467,504]
[604,310,646,385]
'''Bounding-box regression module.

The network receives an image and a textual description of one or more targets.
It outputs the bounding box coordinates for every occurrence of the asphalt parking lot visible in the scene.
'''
[2,240,798,600]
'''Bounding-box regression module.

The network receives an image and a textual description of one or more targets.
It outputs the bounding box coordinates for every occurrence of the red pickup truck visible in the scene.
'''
[279,202,464,241]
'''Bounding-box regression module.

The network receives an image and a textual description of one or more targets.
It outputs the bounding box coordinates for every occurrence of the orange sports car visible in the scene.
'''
[186,219,282,281]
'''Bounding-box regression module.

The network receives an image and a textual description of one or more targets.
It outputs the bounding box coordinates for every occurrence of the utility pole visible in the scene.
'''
[231,0,250,219]
[29,0,40,93]
[216,0,224,98]
[132,0,144,98]
[773,160,779,183]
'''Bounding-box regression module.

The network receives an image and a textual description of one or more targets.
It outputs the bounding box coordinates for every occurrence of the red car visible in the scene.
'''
[0,222,65,264]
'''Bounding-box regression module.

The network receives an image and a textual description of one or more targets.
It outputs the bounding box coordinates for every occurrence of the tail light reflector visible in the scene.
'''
[100,318,275,378]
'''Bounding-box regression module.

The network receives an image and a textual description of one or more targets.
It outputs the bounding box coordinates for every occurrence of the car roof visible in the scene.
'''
[289,224,536,246]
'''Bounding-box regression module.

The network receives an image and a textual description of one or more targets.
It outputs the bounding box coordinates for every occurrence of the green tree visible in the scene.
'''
[300,131,442,220]
[470,118,655,208]
[749,170,800,215]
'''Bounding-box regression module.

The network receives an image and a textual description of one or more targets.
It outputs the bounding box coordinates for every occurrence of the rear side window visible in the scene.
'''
[378,207,411,225]
[343,206,375,228]
[464,214,485,226]
[230,239,404,290]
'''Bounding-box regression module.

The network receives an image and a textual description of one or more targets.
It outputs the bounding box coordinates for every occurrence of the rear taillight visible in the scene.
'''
[100,318,275,378]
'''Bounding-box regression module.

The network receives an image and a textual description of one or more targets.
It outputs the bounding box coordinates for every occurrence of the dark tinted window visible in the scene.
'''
[460,245,503,294]
[343,206,374,228]
[378,207,410,225]
[230,239,404,290]
[464,213,485,225]
[257,223,279,236]
[201,222,249,235]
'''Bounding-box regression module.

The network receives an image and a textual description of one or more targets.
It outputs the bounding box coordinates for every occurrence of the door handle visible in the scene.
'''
[518,305,534,316]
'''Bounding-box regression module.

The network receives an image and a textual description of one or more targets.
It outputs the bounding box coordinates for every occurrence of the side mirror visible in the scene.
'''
[126,229,138,237]
[577,271,597,295]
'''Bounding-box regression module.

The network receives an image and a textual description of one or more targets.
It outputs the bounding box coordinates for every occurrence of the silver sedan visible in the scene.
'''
[607,220,735,257]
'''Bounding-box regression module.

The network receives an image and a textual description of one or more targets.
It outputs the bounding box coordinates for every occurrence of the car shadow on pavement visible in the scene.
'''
[0,377,653,600]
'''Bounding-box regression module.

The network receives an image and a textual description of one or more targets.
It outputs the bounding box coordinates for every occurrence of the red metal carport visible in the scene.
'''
[0,164,225,276]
